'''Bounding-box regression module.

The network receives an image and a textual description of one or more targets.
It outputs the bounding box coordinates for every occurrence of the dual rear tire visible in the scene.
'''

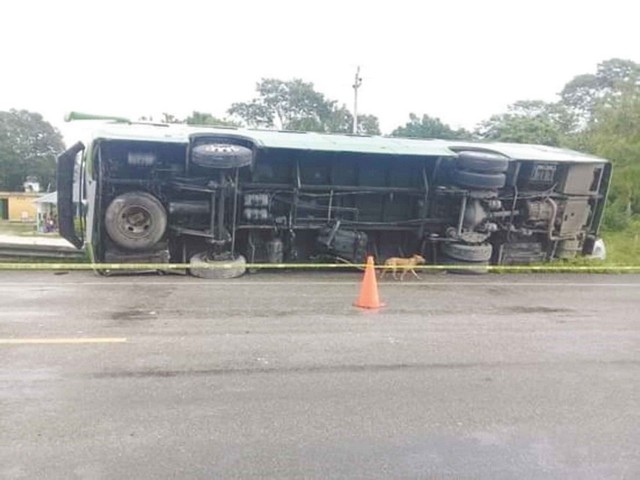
[445,151,506,273]
[451,151,508,190]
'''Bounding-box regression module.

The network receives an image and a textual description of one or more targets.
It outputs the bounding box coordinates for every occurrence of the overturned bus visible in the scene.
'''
[57,118,611,277]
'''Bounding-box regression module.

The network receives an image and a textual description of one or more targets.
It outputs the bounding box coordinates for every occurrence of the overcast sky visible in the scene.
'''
[1,0,638,143]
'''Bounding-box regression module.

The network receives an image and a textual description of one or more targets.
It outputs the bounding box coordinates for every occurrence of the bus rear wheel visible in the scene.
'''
[442,242,492,262]
[441,242,492,275]
[442,257,490,275]
[454,151,509,173]
[451,169,506,189]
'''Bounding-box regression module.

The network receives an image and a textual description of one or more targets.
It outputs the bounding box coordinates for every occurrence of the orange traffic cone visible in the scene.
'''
[354,256,385,309]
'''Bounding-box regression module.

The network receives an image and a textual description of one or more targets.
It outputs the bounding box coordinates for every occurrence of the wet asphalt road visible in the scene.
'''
[1,271,639,479]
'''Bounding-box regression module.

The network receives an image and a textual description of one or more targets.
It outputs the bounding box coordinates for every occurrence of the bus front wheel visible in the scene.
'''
[104,191,167,251]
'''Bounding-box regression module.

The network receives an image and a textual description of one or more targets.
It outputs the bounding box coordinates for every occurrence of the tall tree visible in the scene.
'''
[228,78,380,134]
[560,58,640,128]
[583,85,640,228]
[0,109,65,191]
[391,113,470,140]
[325,105,381,135]
[229,79,333,130]
[356,114,381,136]
[475,100,569,146]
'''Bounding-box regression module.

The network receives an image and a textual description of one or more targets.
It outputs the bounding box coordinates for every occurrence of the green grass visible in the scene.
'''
[0,220,37,235]
[0,220,62,237]
[601,220,640,265]
[538,220,640,273]
[0,256,88,265]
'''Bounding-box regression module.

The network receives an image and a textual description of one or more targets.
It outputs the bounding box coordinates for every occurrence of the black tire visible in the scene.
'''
[105,192,167,250]
[454,151,509,173]
[451,169,506,189]
[441,242,492,262]
[189,253,246,279]
[441,256,490,275]
[191,143,253,169]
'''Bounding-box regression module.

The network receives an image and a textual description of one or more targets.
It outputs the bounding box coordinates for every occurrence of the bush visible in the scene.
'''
[603,198,632,231]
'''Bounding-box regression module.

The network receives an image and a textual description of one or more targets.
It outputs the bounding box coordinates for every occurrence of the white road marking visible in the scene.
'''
[0,337,127,345]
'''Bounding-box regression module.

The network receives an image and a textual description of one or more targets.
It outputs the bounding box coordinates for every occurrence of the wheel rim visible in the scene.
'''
[117,205,153,239]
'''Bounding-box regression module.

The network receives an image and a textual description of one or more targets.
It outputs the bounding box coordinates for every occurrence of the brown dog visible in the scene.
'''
[379,254,426,281]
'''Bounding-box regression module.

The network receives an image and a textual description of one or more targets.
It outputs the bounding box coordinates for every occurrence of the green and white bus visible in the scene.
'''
[57,114,611,277]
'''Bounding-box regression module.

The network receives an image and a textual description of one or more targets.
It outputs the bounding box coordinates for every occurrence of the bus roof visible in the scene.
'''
[88,123,609,164]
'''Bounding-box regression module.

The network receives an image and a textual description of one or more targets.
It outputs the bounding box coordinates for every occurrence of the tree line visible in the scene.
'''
[157,79,381,135]
[1,58,638,230]
[0,110,65,193]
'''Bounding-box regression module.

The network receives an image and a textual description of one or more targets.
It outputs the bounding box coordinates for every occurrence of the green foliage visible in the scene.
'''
[0,220,35,235]
[475,100,570,146]
[228,78,380,134]
[475,59,640,150]
[158,111,239,126]
[324,105,352,134]
[184,111,239,127]
[325,105,381,135]
[227,100,273,128]
[356,114,381,135]
[228,78,333,130]
[391,113,470,140]
[602,198,632,231]
[601,220,640,265]
[583,84,640,224]
[0,109,65,191]
[560,58,640,127]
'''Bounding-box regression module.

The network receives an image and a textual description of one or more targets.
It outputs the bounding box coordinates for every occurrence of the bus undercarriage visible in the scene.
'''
[57,130,611,277]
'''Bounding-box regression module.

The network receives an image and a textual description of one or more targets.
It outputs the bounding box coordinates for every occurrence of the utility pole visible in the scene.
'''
[352,66,362,134]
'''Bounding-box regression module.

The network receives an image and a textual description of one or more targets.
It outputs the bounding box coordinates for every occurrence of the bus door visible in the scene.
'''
[56,142,85,249]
